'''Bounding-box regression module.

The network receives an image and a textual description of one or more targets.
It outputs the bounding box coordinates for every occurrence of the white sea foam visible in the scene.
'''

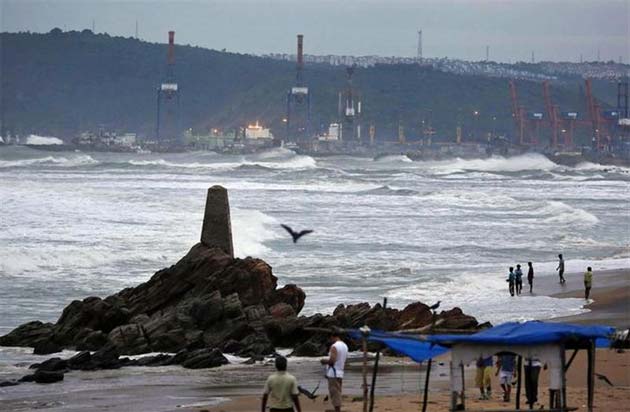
[428,153,558,175]
[533,201,599,226]
[126,153,316,170]
[374,154,413,163]
[0,154,98,168]
[231,209,280,257]
[25,134,64,145]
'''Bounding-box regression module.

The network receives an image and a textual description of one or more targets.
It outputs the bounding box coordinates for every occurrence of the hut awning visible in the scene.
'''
[351,321,614,363]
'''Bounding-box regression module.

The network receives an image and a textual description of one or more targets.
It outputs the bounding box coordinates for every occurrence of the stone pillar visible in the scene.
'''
[201,185,234,257]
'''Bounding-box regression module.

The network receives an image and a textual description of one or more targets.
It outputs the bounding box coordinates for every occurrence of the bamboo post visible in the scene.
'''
[587,342,595,412]
[362,334,369,412]
[422,359,433,412]
[516,356,522,409]
[368,297,387,412]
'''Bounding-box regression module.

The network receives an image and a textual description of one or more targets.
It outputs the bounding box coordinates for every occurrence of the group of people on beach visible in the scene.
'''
[505,254,594,300]
[476,353,545,407]
[261,331,348,412]
[506,262,534,296]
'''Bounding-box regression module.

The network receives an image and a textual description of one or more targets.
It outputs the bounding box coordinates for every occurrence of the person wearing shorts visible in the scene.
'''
[496,354,516,402]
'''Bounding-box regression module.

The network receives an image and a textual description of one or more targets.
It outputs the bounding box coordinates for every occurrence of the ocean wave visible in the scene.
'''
[422,190,519,208]
[124,154,316,171]
[374,154,413,163]
[231,209,280,257]
[428,153,558,175]
[534,201,599,226]
[573,161,630,174]
[359,185,418,196]
[0,154,98,168]
[25,134,64,145]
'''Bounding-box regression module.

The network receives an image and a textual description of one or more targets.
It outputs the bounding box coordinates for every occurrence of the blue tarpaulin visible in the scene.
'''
[427,321,614,348]
[350,321,614,363]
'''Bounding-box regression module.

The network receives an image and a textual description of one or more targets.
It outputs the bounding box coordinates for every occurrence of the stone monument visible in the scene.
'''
[200,185,234,258]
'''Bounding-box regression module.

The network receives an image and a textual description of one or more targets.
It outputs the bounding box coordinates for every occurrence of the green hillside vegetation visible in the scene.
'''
[0,30,617,144]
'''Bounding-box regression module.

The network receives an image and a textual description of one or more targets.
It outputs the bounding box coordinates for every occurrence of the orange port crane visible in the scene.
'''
[508,80,527,145]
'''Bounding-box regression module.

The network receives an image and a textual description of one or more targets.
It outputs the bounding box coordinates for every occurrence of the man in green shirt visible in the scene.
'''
[262,356,302,412]
[584,266,593,300]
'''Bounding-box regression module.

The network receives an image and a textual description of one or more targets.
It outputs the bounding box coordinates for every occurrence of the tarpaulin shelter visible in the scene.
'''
[352,321,616,412]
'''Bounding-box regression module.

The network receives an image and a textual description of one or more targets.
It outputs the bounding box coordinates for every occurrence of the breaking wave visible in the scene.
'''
[429,153,558,175]
[533,201,599,226]
[0,154,98,168]
[25,135,64,145]
[231,209,280,257]
[374,154,413,163]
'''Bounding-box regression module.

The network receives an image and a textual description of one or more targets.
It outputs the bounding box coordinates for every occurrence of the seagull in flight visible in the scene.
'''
[281,224,313,243]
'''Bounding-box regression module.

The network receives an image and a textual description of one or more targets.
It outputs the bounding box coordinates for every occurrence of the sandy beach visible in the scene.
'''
[1,267,628,412]
[195,268,630,411]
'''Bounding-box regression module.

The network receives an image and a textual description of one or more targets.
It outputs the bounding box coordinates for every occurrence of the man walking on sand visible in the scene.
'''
[320,331,348,412]
[262,356,302,412]
[527,262,534,293]
[476,356,493,400]
[584,266,593,300]
[556,254,566,284]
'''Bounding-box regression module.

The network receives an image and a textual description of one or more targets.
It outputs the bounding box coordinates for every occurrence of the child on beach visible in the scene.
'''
[584,266,593,300]
[514,264,523,295]
[506,267,515,297]
[496,353,516,402]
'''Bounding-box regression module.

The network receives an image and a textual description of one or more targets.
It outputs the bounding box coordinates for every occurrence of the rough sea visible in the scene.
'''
[1,146,629,335]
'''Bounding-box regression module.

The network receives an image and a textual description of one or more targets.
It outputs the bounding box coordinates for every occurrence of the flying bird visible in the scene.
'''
[281,224,313,243]
[429,301,441,311]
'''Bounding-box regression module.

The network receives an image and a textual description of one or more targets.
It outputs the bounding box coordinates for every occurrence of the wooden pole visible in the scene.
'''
[587,342,595,412]
[362,335,369,412]
[368,297,387,412]
[560,345,567,412]
[516,356,523,410]
[422,359,433,412]
[460,362,466,410]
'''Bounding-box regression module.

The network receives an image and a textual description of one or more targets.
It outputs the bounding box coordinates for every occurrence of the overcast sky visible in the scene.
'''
[2,0,628,63]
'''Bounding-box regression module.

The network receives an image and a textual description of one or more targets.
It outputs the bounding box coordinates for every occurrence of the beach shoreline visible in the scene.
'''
[0,267,627,412]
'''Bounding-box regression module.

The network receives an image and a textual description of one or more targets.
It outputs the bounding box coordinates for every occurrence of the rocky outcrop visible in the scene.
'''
[1,242,480,366]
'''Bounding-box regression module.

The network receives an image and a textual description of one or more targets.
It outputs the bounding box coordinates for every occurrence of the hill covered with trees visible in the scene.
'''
[0,30,618,142]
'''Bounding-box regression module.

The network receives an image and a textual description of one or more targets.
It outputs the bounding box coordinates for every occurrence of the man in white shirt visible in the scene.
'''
[320,331,348,412]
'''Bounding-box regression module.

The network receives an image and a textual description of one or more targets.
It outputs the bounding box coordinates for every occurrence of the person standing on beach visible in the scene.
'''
[475,356,493,400]
[514,264,523,295]
[527,262,534,293]
[507,267,515,296]
[556,254,566,284]
[496,353,516,402]
[262,355,302,412]
[524,357,544,408]
[584,266,593,300]
[320,331,348,412]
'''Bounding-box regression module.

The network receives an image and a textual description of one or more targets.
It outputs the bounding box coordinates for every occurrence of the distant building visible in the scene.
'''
[318,123,341,141]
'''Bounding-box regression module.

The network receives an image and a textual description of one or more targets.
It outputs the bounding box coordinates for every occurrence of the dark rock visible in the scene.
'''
[31,357,67,372]
[91,345,122,369]
[268,284,305,315]
[33,370,64,384]
[19,374,36,382]
[180,348,228,369]
[269,303,296,319]
[237,334,275,357]
[33,340,62,355]
[293,340,326,357]
[0,321,54,347]
[0,380,20,387]
[75,329,108,351]
[221,339,243,354]
[67,351,91,369]
[107,324,150,355]
[132,353,173,367]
